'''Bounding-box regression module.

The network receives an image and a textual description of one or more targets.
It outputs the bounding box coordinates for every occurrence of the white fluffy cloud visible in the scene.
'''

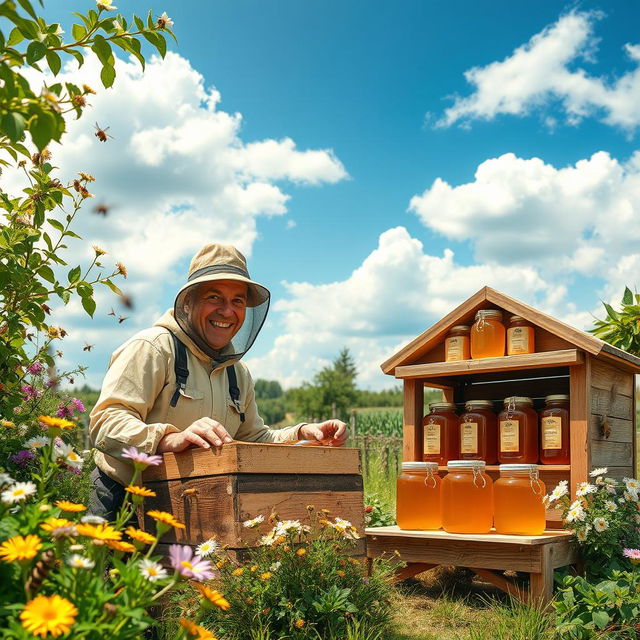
[436,11,640,132]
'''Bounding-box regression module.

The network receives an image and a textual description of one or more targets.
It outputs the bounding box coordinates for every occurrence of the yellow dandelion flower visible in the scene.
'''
[216,559,227,569]
[126,485,156,498]
[0,535,42,563]
[125,527,156,545]
[231,567,244,576]
[38,415,74,430]
[295,619,305,629]
[260,571,272,580]
[146,510,185,529]
[78,172,96,182]
[296,548,306,557]
[54,500,87,512]
[75,523,122,541]
[40,517,73,532]
[116,262,127,278]
[106,540,136,553]
[250,565,258,572]
[337,570,346,577]
[20,594,78,637]
[92,245,107,256]
[194,583,230,610]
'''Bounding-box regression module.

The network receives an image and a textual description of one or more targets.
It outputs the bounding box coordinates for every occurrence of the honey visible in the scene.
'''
[539,394,570,464]
[441,460,493,533]
[423,402,459,466]
[445,325,470,362]
[507,315,535,355]
[494,464,546,535]
[470,310,505,359]
[459,400,498,464]
[498,396,539,463]
[396,462,442,530]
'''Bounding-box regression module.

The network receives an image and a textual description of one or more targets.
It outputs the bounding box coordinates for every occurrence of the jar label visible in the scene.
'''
[424,423,441,454]
[460,422,478,453]
[446,336,465,361]
[542,416,562,449]
[507,327,530,354]
[500,419,520,452]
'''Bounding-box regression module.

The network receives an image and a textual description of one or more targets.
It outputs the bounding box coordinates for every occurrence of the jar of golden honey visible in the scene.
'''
[494,464,546,535]
[423,402,459,466]
[459,400,498,464]
[507,316,535,355]
[470,310,505,359]
[396,462,442,530]
[539,394,570,465]
[441,460,493,533]
[498,397,539,464]
[445,325,470,362]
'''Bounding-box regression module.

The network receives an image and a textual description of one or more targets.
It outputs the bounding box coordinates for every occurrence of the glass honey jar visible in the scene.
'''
[494,464,546,535]
[498,396,539,464]
[396,462,442,530]
[441,460,493,534]
[445,325,470,362]
[470,310,505,359]
[459,399,498,464]
[539,394,570,465]
[507,315,535,355]
[423,402,459,466]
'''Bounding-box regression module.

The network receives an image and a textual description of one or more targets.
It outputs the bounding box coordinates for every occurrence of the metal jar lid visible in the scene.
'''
[447,460,486,470]
[475,309,503,321]
[499,464,538,473]
[449,324,470,332]
[401,462,438,472]
[428,402,457,412]
[464,400,494,410]
[503,396,533,406]
[544,394,569,403]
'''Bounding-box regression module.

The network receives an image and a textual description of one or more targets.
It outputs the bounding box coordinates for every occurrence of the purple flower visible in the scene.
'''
[623,548,640,564]
[27,362,44,375]
[56,403,73,418]
[168,544,214,581]
[21,385,41,401]
[45,378,57,389]
[11,449,35,468]
[121,446,162,467]
[71,397,86,413]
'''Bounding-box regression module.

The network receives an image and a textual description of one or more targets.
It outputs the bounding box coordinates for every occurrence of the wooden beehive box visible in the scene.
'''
[141,442,365,554]
[381,286,640,528]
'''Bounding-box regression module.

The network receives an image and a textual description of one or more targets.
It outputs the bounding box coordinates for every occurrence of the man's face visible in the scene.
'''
[187,280,248,349]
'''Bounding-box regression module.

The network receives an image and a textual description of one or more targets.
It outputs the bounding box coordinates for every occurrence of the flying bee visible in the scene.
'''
[94,122,113,142]
[107,308,116,317]
[93,203,109,216]
[83,343,94,352]
[119,293,134,309]
[118,316,128,324]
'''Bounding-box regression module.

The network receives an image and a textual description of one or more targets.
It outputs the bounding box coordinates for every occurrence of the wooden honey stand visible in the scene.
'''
[366,286,639,603]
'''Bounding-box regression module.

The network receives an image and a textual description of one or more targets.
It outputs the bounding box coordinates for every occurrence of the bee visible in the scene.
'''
[119,293,134,309]
[94,122,113,142]
[83,343,94,352]
[118,316,128,324]
[107,308,116,317]
[93,203,109,216]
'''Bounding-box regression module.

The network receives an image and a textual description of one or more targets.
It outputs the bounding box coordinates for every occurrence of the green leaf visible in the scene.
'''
[591,610,609,630]
[45,50,61,75]
[100,63,116,88]
[1,112,26,143]
[72,11,92,31]
[81,294,96,317]
[71,23,86,41]
[153,32,166,58]
[26,41,47,65]
[28,109,55,150]
[61,290,71,304]
[91,34,112,65]
[66,49,85,68]
[16,0,38,20]
[48,219,64,232]
[7,27,24,46]
[37,265,55,283]
[67,265,81,284]
[134,15,144,31]
[603,303,619,321]
[622,286,633,306]
[146,9,154,28]
[102,279,122,296]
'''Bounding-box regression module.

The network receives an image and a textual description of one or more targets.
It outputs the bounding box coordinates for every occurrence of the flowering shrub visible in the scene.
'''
[545,468,640,579]
[0,418,228,639]
[191,508,395,640]
[363,494,395,528]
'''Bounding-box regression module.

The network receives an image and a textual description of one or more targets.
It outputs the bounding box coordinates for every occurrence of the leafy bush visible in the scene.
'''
[590,286,640,355]
[364,494,396,527]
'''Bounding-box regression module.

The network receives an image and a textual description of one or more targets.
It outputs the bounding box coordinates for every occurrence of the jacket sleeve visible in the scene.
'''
[233,366,303,443]
[89,337,178,457]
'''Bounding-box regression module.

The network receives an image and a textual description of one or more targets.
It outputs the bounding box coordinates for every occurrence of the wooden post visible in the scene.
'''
[570,356,591,495]
[529,545,554,606]
[403,379,424,461]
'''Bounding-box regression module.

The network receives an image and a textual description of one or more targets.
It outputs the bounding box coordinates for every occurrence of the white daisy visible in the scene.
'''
[80,515,107,524]
[576,482,597,497]
[0,473,14,487]
[576,529,589,542]
[589,467,608,478]
[242,515,265,529]
[604,500,617,512]
[274,520,303,535]
[624,478,640,492]
[269,561,282,571]
[55,443,84,471]
[139,559,168,582]
[1,481,36,504]
[196,538,219,557]
[25,436,50,450]
[157,11,174,29]
[565,503,585,523]
[593,517,608,532]
[547,480,569,503]
[259,531,277,546]
[67,554,95,569]
[606,485,617,495]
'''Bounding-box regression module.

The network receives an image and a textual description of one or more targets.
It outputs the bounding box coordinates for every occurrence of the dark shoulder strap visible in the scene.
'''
[168,330,189,408]
[226,365,245,423]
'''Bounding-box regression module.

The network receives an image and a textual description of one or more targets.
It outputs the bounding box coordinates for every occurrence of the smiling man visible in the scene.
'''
[89,244,347,519]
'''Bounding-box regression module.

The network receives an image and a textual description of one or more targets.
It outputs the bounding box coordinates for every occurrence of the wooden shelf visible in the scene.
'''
[395,349,583,380]
[436,465,570,472]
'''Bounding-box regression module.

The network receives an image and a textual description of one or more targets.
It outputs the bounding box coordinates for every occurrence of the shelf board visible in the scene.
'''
[395,349,583,380]
[436,465,570,472]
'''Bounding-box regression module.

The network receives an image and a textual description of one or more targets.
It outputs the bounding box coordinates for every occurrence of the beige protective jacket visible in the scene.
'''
[90,310,301,485]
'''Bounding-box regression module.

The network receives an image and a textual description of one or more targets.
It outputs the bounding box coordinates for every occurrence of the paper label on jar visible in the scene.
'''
[460,422,478,454]
[500,420,520,452]
[542,417,562,449]
[507,327,530,354]
[446,336,465,362]
[424,423,441,454]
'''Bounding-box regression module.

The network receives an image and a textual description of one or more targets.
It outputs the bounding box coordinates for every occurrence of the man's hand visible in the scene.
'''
[157,417,233,453]
[298,420,348,447]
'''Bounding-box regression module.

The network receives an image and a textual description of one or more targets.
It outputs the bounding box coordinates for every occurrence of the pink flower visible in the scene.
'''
[623,548,640,564]
[27,362,43,375]
[168,545,214,581]
[121,446,162,467]
[71,397,85,412]
[21,385,41,401]
[56,403,73,418]
[45,378,57,389]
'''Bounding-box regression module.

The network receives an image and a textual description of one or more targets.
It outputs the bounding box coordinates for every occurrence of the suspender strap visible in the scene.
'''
[226,365,245,423]
[169,331,189,408]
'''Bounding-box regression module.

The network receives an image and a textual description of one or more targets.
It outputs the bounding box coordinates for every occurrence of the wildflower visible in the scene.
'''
[296,547,306,556]
[242,515,265,528]
[274,519,302,536]
[25,436,50,450]
[0,534,42,562]
[92,245,107,257]
[196,538,219,557]
[75,523,122,541]
[56,403,73,419]
[0,473,14,486]
[625,478,640,492]
[604,500,617,512]
[576,528,589,543]
[231,567,244,576]
[20,594,78,637]
[269,561,281,571]
[39,415,75,430]
[606,485,617,495]
[250,565,258,572]
[147,510,185,530]
[82,84,96,94]
[22,385,42,401]
[78,172,95,182]
[193,583,230,610]
[125,485,156,498]
[11,449,35,468]
[590,467,608,477]
[623,548,640,564]
[1,481,37,504]
[67,554,95,569]
[0,419,15,428]
[168,545,214,581]
[106,540,136,553]
[80,514,106,525]
[139,559,168,582]
[565,501,585,523]
[121,446,162,467]
[178,618,217,639]
[27,362,44,375]
[576,482,597,497]
[157,11,174,29]
[125,527,156,545]
[260,572,272,580]
[40,517,73,532]
[96,0,117,10]
[295,619,305,629]
[53,442,84,471]
[116,262,128,278]
[593,517,609,533]
[337,570,346,577]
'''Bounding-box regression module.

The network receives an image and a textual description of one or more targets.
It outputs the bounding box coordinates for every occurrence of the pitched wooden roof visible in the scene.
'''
[381,286,640,375]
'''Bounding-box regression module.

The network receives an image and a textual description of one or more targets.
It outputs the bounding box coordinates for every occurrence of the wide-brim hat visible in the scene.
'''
[175,243,270,307]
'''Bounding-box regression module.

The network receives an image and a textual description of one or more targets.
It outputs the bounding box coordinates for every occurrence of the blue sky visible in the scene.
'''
[22,0,640,390]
